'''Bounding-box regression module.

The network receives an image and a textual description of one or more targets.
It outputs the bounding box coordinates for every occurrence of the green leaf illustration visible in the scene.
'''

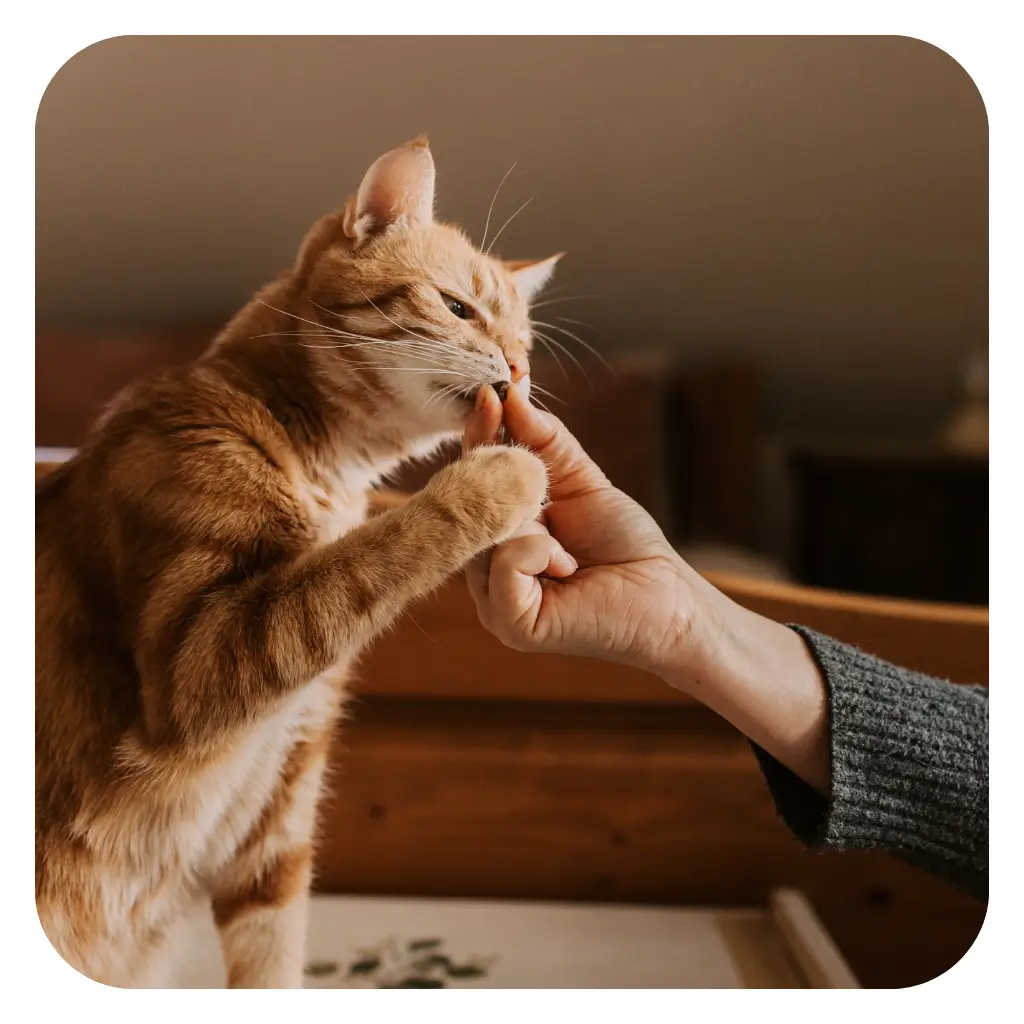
[412,954,453,971]
[303,961,338,977]
[407,938,443,951]
[446,963,487,979]
[348,957,381,976]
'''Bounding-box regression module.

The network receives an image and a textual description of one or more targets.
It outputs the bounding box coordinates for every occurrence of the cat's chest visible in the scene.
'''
[191,672,344,874]
[85,671,345,944]
[294,465,375,545]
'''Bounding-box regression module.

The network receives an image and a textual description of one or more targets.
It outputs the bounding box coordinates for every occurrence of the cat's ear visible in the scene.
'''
[506,253,564,304]
[342,136,436,246]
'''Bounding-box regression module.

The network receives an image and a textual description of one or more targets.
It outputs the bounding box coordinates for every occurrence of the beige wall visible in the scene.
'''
[36,36,986,433]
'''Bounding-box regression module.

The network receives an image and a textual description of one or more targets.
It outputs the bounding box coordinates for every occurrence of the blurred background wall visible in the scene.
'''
[37,35,986,437]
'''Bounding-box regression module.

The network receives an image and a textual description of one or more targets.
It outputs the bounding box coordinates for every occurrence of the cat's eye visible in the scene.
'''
[442,294,471,320]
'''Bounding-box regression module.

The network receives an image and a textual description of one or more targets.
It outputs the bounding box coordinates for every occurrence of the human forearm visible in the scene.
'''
[651,569,988,897]
[652,567,831,793]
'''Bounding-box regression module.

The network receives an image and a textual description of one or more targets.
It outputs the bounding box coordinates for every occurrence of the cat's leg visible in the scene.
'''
[213,887,310,989]
[210,735,329,989]
[151,444,546,746]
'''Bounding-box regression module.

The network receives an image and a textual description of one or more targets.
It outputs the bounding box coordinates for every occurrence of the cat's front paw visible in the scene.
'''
[430,445,548,544]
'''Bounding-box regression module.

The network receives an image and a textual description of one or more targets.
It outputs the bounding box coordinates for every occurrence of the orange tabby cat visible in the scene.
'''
[36,137,560,988]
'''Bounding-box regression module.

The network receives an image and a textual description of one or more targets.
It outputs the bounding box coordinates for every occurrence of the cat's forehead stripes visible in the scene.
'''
[468,258,517,321]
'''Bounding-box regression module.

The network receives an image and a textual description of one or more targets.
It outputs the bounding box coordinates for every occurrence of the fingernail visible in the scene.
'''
[475,386,488,411]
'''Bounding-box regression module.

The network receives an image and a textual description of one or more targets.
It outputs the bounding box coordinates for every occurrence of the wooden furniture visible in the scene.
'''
[169,888,859,988]
[790,441,988,605]
[663,363,762,548]
[312,557,986,989]
[35,326,215,448]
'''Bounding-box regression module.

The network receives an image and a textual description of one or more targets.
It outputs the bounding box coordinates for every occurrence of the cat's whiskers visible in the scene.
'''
[359,291,459,354]
[256,296,524,413]
[311,302,485,365]
[531,318,611,370]
[252,321,492,385]
[257,299,351,337]
[299,360,473,381]
[283,323,468,361]
[531,328,589,382]
[317,303,503,382]
[483,197,533,257]
[526,381,567,406]
[266,324,565,410]
[253,330,447,355]
[480,160,518,252]
[555,315,603,334]
[529,294,609,310]
[530,333,569,379]
[255,302,459,366]
[421,380,473,414]
[311,299,472,356]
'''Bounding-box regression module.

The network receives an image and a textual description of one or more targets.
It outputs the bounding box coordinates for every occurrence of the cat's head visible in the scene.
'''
[289,137,561,435]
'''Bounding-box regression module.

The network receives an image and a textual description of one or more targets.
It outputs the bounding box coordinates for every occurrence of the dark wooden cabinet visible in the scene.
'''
[790,445,988,606]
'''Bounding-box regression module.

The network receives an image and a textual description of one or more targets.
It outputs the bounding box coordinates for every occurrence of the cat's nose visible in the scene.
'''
[507,353,530,384]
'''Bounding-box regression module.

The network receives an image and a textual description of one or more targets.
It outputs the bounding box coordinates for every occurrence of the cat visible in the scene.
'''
[35,136,561,988]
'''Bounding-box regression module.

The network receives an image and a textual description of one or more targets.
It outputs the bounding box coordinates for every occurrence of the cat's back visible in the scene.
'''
[36,362,308,593]
[34,372,207,844]
[34,365,308,818]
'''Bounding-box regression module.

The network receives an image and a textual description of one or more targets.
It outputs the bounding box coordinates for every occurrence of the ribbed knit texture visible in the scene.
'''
[751,626,988,900]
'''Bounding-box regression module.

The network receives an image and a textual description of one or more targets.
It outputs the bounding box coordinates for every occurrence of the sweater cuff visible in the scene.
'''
[751,626,988,895]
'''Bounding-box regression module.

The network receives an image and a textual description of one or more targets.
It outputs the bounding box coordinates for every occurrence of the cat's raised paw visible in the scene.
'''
[432,444,548,542]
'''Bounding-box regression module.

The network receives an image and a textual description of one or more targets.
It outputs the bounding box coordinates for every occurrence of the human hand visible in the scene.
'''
[460,383,830,791]
[462,383,715,674]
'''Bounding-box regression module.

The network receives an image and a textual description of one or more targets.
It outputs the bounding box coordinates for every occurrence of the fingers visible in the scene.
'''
[500,521,577,579]
[462,385,504,454]
[486,530,576,630]
[502,382,608,499]
[466,521,575,620]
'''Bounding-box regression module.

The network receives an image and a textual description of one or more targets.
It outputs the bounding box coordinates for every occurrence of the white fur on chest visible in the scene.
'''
[78,674,342,941]
[190,671,341,878]
[294,432,457,546]
[298,468,373,545]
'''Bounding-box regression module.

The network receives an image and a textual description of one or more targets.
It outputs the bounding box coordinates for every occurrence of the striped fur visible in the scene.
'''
[35,138,559,987]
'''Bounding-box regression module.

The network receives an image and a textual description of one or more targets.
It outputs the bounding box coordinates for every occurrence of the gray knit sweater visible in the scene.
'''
[752,627,988,901]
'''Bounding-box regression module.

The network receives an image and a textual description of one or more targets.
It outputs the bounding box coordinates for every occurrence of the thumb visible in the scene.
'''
[486,529,575,643]
[502,382,608,499]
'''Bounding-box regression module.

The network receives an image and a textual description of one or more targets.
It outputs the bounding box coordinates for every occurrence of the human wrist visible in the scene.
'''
[644,562,739,695]
[614,554,723,685]
[655,578,831,791]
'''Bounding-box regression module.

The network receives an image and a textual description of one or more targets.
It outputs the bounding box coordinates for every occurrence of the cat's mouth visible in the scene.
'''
[432,381,510,405]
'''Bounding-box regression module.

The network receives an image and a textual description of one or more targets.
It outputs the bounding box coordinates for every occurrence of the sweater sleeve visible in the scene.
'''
[750,626,988,900]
